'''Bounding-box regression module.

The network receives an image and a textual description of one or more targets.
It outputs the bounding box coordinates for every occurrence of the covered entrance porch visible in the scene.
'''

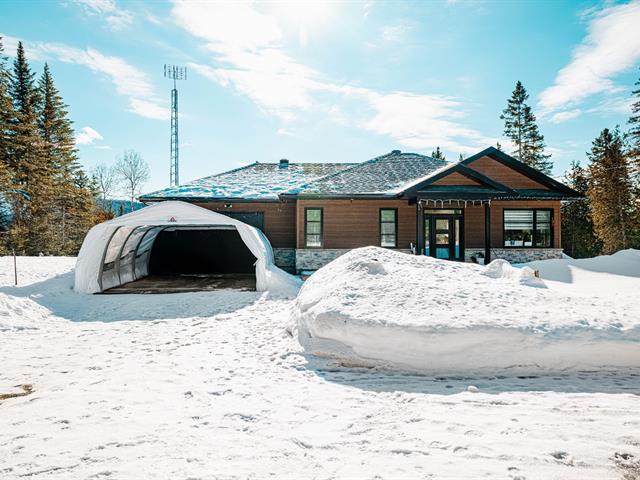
[416,199,493,264]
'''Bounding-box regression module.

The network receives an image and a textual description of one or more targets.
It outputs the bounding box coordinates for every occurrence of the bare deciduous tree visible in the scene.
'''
[115,150,150,211]
[91,163,118,209]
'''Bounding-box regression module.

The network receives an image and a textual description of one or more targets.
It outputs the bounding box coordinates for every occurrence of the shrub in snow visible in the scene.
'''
[293,247,640,374]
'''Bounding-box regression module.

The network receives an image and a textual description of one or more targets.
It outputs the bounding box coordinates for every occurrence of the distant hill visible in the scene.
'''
[98,199,146,217]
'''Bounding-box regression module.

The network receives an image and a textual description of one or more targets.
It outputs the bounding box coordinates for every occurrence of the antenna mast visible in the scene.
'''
[164,64,187,187]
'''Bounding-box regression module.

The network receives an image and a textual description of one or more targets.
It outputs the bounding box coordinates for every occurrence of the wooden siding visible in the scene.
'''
[467,156,549,190]
[431,171,481,186]
[296,199,416,249]
[194,201,296,248]
[464,200,561,248]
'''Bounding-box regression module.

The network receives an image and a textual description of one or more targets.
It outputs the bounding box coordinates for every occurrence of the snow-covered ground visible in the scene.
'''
[295,247,640,374]
[1,255,640,479]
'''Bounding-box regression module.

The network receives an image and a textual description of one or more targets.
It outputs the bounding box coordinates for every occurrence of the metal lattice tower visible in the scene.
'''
[164,65,187,187]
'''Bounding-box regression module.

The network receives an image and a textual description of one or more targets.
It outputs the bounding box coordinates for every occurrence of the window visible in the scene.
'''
[305,208,323,248]
[380,209,397,247]
[503,209,553,248]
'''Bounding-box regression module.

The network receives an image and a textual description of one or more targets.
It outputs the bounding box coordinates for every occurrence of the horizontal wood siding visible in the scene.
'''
[296,199,416,249]
[464,200,561,248]
[431,172,481,186]
[467,156,549,190]
[194,201,296,248]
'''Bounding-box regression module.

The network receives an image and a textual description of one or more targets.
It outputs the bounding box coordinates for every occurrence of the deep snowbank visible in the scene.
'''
[294,247,640,374]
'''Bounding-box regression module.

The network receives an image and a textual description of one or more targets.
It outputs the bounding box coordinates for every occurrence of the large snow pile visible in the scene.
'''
[294,247,640,374]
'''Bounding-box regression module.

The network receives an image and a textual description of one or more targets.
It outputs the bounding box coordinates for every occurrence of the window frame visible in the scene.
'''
[379,208,398,248]
[304,207,324,248]
[502,208,554,249]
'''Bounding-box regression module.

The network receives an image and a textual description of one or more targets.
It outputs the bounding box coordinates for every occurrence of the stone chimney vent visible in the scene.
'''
[279,158,289,169]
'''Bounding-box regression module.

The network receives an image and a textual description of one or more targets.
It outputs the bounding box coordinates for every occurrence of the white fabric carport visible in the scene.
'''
[74,201,298,294]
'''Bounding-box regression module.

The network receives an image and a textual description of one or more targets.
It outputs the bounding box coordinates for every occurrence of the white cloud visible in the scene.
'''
[173,1,492,153]
[95,145,112,150]
[0,34,168,120]
[549,109,582,124]
[71,0,133,31]
[363,92,496,152]
[539,1,640,117]
[76,126,103,145]
[381,23,411,43]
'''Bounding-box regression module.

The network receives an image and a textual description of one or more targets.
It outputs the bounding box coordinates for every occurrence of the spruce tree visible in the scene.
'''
[38,63,88,254]
[629,67,640,165]
[0,39,10,234]
[6,41,48,253]
[561,161,601,258]
[431,146,445,161]
[500,80,552,174]
[587,127,633,254]
[0,37,14,172]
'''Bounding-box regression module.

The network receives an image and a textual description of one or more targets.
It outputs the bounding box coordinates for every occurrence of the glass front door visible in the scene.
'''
[424,210,463,261]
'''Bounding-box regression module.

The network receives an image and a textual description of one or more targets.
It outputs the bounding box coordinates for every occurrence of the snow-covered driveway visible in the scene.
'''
[1,257,639,479]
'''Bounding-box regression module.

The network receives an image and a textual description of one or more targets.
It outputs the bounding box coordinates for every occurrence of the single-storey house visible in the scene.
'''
[140,146,581,273]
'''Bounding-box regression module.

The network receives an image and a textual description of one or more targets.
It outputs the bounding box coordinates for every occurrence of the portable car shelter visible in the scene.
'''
[74,201,296,294]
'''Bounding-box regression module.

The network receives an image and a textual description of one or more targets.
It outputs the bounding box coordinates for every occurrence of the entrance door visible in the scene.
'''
[424,210,463,261]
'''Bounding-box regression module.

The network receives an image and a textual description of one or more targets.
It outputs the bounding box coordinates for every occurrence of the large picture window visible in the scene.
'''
[380,209,397,247]
[304,208,323,248]
[503,209,553,248]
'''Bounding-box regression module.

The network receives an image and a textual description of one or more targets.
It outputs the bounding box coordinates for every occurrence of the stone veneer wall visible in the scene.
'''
[464,248,564,264]
[273,248,296,273]
[296,248,413,272]
[296,247,564,271]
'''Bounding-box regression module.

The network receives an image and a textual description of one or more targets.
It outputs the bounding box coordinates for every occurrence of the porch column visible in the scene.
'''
[416,200,424,255]
[484,202,491,263]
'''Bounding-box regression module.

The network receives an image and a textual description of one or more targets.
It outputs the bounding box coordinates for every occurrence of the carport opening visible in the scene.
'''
[149,228,256,275]
[104,226,257,294]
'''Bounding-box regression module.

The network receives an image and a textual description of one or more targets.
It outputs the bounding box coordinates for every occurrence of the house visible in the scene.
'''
[140,147,582,273]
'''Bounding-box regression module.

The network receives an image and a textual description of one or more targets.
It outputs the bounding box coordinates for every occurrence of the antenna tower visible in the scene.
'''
[164,64,187,187]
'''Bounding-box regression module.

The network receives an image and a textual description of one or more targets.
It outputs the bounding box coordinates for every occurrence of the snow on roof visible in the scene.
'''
[296,151,448,196]
[140,162,355,201]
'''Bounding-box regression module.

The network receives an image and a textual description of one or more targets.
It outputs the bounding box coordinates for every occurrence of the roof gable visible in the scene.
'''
[401,147,582,200]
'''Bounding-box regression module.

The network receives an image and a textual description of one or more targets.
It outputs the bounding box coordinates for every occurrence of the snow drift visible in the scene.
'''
[294,247,640,374]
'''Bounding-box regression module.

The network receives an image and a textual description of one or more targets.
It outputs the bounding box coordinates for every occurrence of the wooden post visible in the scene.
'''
[13,248,17,286]
[484,203,491,264]
[416,201,424,255]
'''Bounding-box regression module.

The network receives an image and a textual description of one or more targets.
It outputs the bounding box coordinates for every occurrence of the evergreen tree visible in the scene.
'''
[0,37,14,172]
[431,146,445,161]
[37,63,97,254]
[561,161,601,258]
[629,67,640,166]
[500,80,552,174]
[5,41,48,253]
[587,127,634,254]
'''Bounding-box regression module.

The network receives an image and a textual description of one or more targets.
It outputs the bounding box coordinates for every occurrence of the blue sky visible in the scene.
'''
[2,0,640,193]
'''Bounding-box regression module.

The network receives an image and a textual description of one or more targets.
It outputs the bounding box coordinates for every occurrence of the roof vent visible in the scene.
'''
[391,149,401,154]
[279,158,289,169]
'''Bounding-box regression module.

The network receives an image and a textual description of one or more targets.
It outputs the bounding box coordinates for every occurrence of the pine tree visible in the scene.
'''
[431,147,445,161]
[587,127,634,254]
[561,161,601,258]
[0,37,14,172]
[500,80,552,174]
[5,41,48,253]
[0,37,16,239]
[629,67,640,166]
[38,63,86,254]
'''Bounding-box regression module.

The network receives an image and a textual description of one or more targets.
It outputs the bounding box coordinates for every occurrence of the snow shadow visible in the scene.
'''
[306,358,640,395]
[0,272,263,322]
